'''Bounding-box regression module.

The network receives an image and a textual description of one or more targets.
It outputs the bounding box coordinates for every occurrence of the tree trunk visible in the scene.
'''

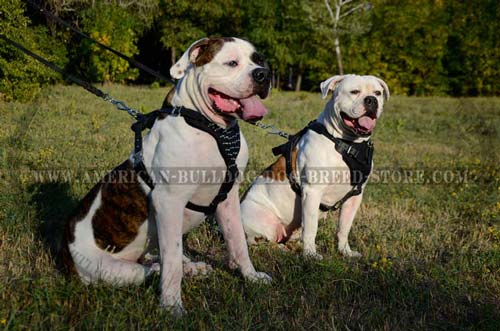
[276,73,280,90]
[295,73,302,92]
[334,34,344,75]
[171,48,176,67]
[325,0,345,75]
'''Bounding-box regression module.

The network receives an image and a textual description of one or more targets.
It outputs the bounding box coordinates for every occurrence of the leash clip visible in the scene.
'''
[170,106,181,117]
[132,151,143,167]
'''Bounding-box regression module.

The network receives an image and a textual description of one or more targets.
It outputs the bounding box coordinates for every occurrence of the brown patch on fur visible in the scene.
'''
[161,86,175,109]
[262,147,298,181]
[62,160,149,272]
[61,181,103,273]
[192,38,226,67]
[91,160,149,253]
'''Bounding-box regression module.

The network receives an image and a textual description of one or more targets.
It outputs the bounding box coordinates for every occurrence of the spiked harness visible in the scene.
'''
[131,107,240,215]
[271,120,374,211]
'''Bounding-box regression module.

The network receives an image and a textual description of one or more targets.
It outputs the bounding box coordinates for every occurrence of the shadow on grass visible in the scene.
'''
[220,247,500,331]
[29,182,77,272]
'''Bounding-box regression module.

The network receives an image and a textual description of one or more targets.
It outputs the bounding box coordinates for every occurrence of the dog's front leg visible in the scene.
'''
[215,186,271,284]
[338,193,363,257]
[301,185,324,259]
[151,186,188,316]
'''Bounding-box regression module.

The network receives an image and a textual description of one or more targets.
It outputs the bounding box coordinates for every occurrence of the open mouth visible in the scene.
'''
[208,88,242,114]
[341,112,377,135]
[208,88,268,122]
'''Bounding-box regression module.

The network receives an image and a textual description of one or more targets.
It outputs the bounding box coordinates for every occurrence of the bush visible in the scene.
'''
[72,4,141,83]
[0,0,67,102]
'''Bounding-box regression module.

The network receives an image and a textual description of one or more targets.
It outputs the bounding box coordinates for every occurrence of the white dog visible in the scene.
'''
[241,74,389,259]
[62,37,272,315]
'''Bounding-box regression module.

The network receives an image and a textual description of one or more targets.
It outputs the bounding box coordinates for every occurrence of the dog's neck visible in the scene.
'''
[318,98,371,143]
[171,71,233,128]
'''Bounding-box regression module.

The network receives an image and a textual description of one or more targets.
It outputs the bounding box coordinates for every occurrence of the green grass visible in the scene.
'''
[1,84,500,330]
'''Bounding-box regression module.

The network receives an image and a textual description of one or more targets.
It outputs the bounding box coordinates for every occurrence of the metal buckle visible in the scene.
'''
[170,106,181,117]
[132,151,143,167]
[346,145,353,155]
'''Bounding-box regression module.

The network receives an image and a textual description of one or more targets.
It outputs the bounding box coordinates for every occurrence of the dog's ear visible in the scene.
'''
[320,75,346,99]
[170,38,208,79]
[170,38,225,79]
[375,77,390,101]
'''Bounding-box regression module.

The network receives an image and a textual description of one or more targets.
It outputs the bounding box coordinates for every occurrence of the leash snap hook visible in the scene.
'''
[113,100,128,111]
[170,106,181,117]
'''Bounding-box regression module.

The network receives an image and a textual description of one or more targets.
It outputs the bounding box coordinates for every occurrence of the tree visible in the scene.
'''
[0,0,67,101]
[324,0,370,75]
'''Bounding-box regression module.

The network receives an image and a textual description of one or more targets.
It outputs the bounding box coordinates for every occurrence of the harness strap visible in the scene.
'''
[131,107,241,215]
[272,126,309,195]
[272,120,374,211]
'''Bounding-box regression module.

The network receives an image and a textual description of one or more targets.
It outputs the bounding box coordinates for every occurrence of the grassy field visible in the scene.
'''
[1,84,500,330]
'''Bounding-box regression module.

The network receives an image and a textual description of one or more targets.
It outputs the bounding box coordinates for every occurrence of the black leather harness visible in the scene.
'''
[131,106,241,215]
[271,120,374,212]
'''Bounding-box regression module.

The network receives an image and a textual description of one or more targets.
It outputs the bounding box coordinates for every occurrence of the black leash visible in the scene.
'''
[3,32,241,215]
[0,34,142,120]
[25,0,175,85]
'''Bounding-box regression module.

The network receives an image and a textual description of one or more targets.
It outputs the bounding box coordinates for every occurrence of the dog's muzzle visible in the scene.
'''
[252,67,271,99]
[364,96,378,118]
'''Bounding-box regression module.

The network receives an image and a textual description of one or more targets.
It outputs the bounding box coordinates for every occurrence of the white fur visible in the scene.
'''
[241,74,389,259]
[69,38,271,316]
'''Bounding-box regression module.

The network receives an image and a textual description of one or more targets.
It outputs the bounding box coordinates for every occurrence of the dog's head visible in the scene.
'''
[320,74,390,137]
[169,37,271,124]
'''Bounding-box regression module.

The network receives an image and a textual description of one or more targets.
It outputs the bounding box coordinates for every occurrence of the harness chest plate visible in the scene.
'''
[271,120,374,211]
[132,107,241,215]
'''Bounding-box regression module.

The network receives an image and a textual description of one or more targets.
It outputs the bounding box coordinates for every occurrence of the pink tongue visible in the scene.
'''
[239,96,268,121]
[212,94,240,113]
[358,116,376,131]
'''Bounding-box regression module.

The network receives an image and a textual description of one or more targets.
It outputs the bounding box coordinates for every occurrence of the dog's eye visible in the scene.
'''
[374,91,382,96]
[226,61,238,67]
[350,90,360,95]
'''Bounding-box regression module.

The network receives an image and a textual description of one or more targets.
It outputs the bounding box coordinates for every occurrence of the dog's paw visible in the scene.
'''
[245,271,272,284]
[143,253,160,263]
[183,261,213,277]
[162,302,186,318]
[303,250,323,260]
[340,248,362,258]
[288,230,301,242]
[145,262,161,277]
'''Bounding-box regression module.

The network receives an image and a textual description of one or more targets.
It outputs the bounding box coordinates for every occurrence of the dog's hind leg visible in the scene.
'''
[71,248,159,286]
[182,255,212,277]
[241,200,287,243]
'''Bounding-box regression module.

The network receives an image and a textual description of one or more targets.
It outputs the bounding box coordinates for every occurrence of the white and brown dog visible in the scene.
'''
[62,37,272,315]
[241,74,389,259]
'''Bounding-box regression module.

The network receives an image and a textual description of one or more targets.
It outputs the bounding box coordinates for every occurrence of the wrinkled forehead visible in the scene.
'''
[341,75,379,91]
[213,38,256,61]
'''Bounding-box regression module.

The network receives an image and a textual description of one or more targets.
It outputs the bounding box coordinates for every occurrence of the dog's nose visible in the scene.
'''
[364,96,378,108]
[364,96,378,118]
[252,68,270,84]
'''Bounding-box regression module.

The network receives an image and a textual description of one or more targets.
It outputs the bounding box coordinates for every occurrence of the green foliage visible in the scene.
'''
[342,0,500,96]
[0,0,67,101]
[444,0,500,96]
[74,4,141,83]
[0,0,499,99]
[157,0,244,61]
[343,0,450,95]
